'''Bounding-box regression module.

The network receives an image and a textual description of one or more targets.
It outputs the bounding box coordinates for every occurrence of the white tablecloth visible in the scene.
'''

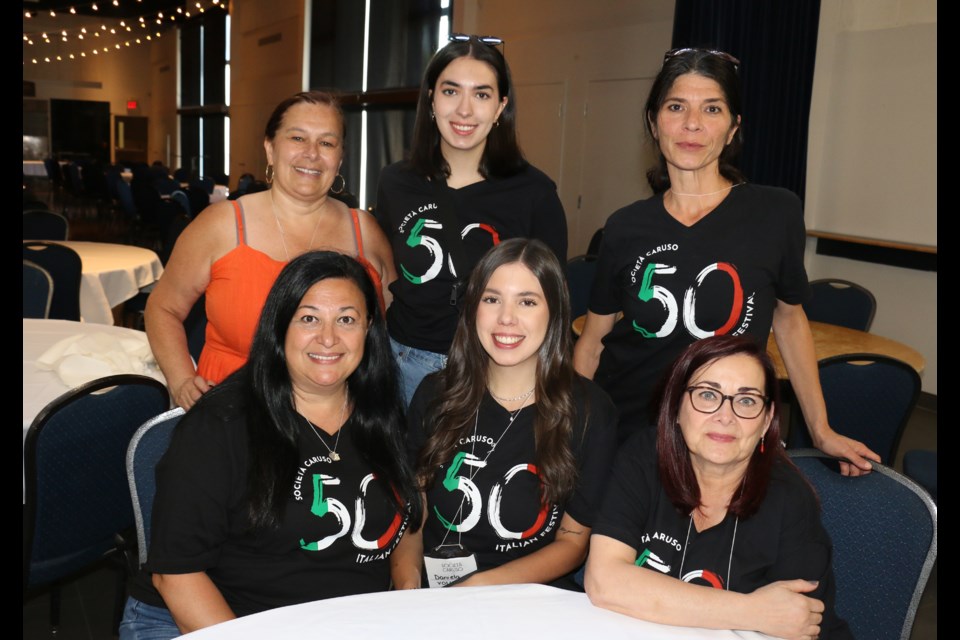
[23,241,164,325]
[23,319,167,501]
[182,584,771,640]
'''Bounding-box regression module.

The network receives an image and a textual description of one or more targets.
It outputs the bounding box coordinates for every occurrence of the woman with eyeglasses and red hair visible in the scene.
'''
[573,47,878,476]
[374,34,567,407]
[585,335,851,639]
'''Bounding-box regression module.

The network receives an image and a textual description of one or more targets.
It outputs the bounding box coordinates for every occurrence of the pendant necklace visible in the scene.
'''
[303,395,348,462]
[271,192,326,261]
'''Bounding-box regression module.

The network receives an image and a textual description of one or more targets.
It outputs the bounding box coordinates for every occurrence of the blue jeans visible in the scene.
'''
[390,336,447,408]
[119,597,181,640]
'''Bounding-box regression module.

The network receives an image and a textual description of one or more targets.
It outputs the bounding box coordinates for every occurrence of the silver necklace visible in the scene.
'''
[439,396,531,549]
[489,386,536,404]
[678,512,739,591]
[668,182,744,198]
[270,192,325,261]
[303,396,347,462]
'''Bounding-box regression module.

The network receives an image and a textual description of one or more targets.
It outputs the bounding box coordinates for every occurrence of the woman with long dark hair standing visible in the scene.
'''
[376,35,567,406]
[402,239,616,589]
[573,48,878,475]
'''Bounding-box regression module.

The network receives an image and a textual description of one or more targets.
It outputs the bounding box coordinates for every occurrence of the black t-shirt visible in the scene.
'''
[133,386,409,617]
[594,430,851,638]
[589,184,810,440]
[375,162,568,353]
[408,375,616,584]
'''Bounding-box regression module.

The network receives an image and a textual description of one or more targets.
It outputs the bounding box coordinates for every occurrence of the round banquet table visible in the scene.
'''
[181,584,772,640]
[23,241,163,325]
[767,321,926,378]
[23,318,167,501]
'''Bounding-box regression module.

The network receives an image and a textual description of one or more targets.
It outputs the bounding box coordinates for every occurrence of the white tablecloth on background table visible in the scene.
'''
[23,241,163,325]
[182,583,772,640]
[23,319,167,501]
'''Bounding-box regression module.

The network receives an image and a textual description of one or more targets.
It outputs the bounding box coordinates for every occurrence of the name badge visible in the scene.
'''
[424,544,478,588]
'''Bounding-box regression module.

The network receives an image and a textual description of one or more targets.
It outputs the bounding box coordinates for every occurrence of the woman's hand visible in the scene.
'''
[750,580,824,640]
[573,312,618,379]
[812,427,880,477]
[173,375,215,410]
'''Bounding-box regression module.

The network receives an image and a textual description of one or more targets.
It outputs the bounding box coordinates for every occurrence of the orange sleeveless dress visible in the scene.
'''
[196,200,385,383]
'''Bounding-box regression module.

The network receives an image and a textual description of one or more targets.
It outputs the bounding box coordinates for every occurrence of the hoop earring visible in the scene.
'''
[265,164,274,185]
[330,174,346,195]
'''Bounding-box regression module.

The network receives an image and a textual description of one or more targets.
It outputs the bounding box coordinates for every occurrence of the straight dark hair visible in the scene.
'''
[654,334,783,518]
[208,251,419,531]
[409,36,525,181]
[416,239,581,505]
[264,91,345,141]
[645,48,746,193]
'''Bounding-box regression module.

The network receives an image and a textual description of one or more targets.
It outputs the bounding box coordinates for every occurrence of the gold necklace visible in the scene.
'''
[668,182,744,197]
[270,192,326,261]
[303,396,348,462]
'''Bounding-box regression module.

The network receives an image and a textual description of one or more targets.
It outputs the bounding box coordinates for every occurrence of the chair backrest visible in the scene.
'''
[23,209,69,241]
[804,278,877,331]
[23,260,54,319]
[787,353,921,464]
[115,178,138,220]
[790,451,937,640]
[22,242,82,321]
[566,255,598,321]
[127,407,185,566]
[23,375,170,589]
[169,190,191,217]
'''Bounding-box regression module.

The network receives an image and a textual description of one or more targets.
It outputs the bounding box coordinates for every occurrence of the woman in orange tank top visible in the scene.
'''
[146,91,396,409]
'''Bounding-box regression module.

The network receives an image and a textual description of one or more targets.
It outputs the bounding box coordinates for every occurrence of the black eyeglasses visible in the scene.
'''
[664,47,740,70]
[686,386,768,419]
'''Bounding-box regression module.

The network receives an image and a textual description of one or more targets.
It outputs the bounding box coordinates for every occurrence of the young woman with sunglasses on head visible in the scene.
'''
[573,48,878,475]
[375,35,568,406]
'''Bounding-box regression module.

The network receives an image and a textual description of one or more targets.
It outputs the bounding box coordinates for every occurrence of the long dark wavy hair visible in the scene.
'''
[208,251,420,531]
[409,36,526,181]
[644,48,746,193]
[415,239,581,505]
[654,335,784,518]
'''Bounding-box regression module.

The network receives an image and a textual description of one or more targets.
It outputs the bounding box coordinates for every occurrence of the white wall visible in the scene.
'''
[456,0,674,255]
[806,0,937,393]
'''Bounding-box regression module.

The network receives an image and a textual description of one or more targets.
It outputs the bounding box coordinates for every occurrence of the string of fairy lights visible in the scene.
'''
[23,0,226,64]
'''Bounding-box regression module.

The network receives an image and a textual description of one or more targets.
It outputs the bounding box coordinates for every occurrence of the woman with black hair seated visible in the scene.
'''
[121,251,421,639]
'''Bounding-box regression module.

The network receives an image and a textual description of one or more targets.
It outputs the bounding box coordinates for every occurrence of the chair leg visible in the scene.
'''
[113,568,127,636]
[49,581,61,633]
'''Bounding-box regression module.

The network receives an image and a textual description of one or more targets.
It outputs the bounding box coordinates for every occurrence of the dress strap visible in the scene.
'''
[231,199,248,246]
[349,208,365,260]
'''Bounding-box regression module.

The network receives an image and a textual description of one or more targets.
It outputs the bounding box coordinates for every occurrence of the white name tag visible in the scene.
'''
[424,552,478,588]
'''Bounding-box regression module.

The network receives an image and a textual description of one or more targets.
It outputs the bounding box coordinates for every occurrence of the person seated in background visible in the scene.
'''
[120,251,421,639]
[586,334,851,639]
[404,239,617,590]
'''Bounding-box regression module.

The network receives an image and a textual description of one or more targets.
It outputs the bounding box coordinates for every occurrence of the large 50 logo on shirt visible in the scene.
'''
[434,452,549,540]
[400,219,500,284]
[299,473,403,552]
[632,261,744,339]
